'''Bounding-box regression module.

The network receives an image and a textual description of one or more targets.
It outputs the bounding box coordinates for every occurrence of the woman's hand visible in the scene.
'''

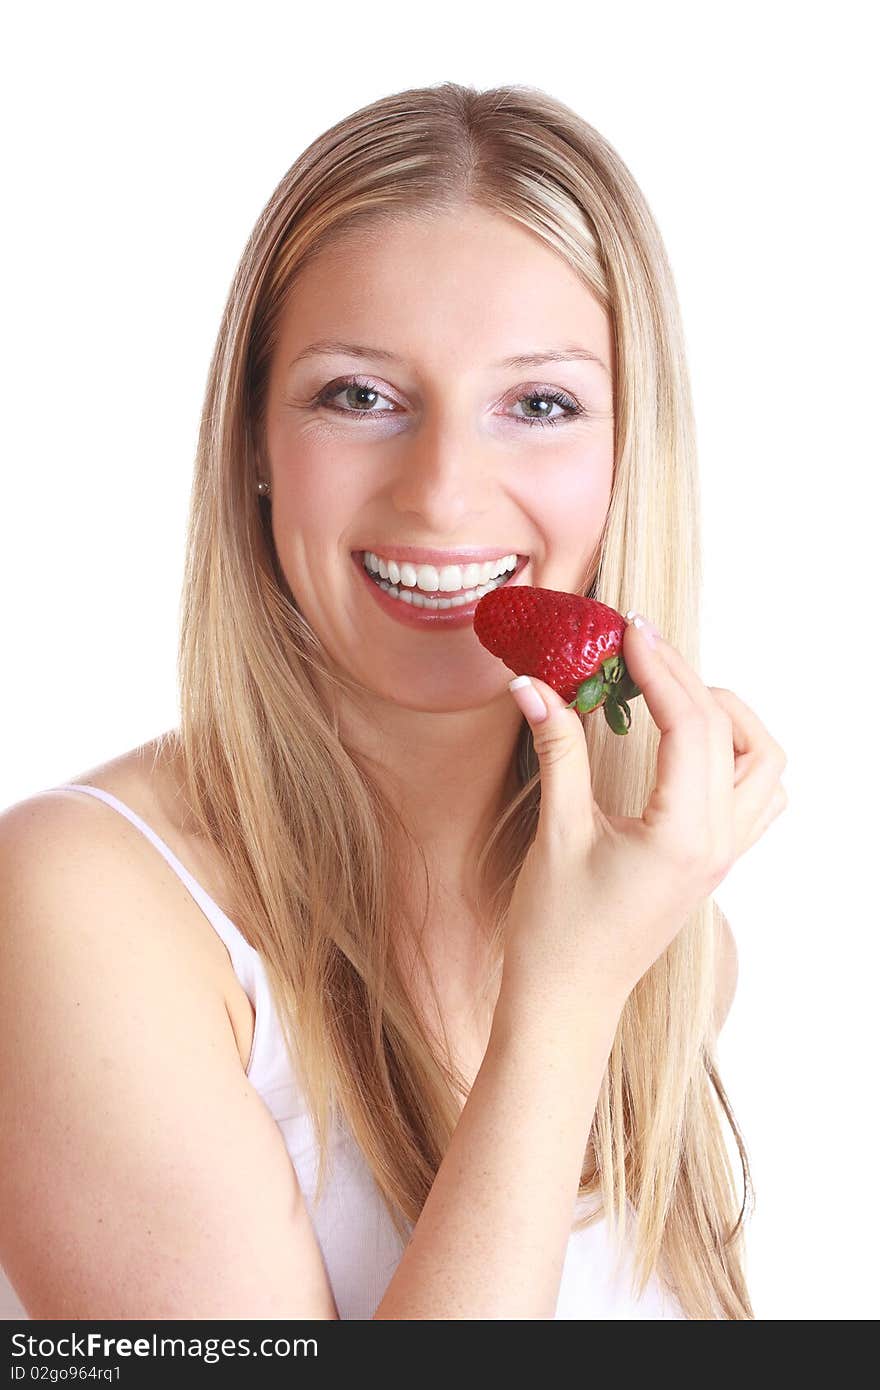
[499,614,787,1023]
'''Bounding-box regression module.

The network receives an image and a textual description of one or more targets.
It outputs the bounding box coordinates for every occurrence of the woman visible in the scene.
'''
[0,81,786,1321]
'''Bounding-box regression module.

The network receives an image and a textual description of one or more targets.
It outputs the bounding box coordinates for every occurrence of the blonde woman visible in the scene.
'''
[0,82,786,1321]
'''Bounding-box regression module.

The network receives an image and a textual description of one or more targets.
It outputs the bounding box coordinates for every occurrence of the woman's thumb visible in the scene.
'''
[508,675,595,838]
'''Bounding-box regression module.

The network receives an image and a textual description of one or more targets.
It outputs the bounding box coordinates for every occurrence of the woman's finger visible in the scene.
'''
[622,622,788,871]
[624,621,733,864]
[641,631,721,722]
[620,621,716,849]
[509,674,598,853]
[707,687,788,856]
[739,780,789,855]
[706,686,787,768]
[628,630,794,871]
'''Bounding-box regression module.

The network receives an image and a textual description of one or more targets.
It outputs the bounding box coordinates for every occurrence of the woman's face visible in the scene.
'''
[263,205,615,712]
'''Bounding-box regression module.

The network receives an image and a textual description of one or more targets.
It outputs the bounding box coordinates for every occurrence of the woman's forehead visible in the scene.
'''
[277,213,612,379]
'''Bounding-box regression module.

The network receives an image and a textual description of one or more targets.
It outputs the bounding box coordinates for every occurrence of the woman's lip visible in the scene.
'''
[351,551,529,630]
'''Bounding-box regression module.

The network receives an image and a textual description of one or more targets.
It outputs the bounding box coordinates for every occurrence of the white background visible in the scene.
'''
[2,0,877,1320]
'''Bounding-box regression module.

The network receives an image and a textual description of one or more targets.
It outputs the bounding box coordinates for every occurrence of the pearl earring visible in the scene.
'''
[257,479,271,496]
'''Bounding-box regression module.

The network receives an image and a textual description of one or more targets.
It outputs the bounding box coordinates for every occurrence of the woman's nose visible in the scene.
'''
[387,416,495,525]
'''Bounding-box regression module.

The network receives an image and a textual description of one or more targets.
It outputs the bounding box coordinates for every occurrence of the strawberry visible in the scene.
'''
[473,585,644,735]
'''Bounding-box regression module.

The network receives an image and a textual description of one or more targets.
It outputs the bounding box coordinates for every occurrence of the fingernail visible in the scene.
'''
[624,610,660,649]
[508,674,549,723]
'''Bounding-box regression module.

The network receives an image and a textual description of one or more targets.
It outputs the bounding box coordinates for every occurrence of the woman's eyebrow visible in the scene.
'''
[287,339,610,376]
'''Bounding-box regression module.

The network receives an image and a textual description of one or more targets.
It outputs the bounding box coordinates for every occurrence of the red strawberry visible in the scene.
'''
[473,585,643,735]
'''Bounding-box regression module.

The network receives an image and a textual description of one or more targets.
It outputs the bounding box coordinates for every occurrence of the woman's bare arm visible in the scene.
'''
[373,987,620,1319]
[0,796,339,1320]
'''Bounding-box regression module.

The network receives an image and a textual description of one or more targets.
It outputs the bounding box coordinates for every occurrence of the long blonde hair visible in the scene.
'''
[170,80,754,1320]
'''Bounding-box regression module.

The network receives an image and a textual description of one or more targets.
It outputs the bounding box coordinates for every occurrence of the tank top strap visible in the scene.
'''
[52,783,259,982]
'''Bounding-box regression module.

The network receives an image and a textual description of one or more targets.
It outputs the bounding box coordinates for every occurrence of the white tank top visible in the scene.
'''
[0,783,686,1320]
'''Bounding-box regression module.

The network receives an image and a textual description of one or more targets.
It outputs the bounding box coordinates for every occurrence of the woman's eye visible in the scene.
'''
[314,377,584,429]
[317,379,397,415]
[509,390,582,428]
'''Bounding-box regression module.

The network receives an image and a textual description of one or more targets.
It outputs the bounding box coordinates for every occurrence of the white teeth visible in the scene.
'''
[374,576,508,609]
[417,564,441,592]
[364,551,518,593]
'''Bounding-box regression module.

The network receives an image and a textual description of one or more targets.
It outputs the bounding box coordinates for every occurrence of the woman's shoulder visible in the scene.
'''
[0,733,255,1071]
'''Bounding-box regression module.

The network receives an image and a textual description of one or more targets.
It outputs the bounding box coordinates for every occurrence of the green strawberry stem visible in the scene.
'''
[564,654,643,736]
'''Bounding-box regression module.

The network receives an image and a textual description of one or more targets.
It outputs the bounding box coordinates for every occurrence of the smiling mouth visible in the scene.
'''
[355,550,529,609]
